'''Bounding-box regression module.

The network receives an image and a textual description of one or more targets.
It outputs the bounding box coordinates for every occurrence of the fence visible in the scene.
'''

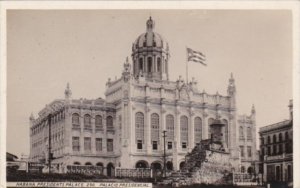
[233,173,262,186]
[115,168,152,178]
[66,165,104,175]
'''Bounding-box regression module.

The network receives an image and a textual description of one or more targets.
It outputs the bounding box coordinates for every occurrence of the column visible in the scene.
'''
[80,109,84,154]
[146,103,152,155]
[202,108,209,140]
[91,109,96,154]
[175,106,181,151]
[229,111,238,159]
[189,109,195,151]
[173,105,180,171]
[103,114,107,153]
[64,108,72,155]
[263,160,267,183]
[160,104,166,152]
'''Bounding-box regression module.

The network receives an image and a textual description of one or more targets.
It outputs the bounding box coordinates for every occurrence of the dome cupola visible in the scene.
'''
[132,17,170,81]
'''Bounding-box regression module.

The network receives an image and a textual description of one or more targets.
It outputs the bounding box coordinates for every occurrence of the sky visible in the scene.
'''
[6,10,292,157]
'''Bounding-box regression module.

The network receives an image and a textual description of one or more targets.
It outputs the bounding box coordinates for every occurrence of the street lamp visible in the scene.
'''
[162,130,167,178]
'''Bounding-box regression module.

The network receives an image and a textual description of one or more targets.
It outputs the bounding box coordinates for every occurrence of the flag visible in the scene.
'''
[187,47,207,66]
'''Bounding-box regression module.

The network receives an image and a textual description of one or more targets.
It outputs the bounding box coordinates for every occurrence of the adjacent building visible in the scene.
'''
[259,100,293,184]
[237,107,259,174]
[29,17,258,176]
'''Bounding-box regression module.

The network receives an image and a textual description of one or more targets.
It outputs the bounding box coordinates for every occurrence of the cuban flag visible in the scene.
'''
[187,47,207,66]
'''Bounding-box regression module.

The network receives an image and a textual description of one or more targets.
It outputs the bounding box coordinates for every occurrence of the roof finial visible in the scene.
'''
[251,104,256,114]
[146,16,154,32]
[29,113,35,121]
[65,82,72,99]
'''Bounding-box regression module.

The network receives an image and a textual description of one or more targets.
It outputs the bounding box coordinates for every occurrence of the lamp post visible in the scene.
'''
[162,130,167,178]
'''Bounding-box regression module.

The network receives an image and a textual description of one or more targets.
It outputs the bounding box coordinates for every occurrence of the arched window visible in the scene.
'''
[267,136,271,144]
[261,137,265,145]
[285,132,289,141]
[273,134,277,143]
[74,162,81,165]
[194,117,202,144]
[157,57,161,72]
[106,116,113,129]
[135,112,144,143]
[239,126,244,139]
[85,162,92,166]
[151,113,160,144]
[247,127,252,140]
[139,58,143,71]
[96,162,103,167]
[241,166,245,173]
[147,57,152,72]
[166,115,174,141]
[180,116,188,148]
[72,113,80,127]
[279,133,282,142]
[95,115,103,129]
[84,114,91,129]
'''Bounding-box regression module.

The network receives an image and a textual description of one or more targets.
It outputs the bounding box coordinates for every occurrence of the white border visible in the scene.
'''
[0,1,299,188]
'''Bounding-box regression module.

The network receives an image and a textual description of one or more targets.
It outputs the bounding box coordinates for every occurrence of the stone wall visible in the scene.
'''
[162,139,234,186]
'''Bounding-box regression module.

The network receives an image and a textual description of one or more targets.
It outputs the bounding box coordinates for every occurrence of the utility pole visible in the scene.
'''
[47,114,52,174]
[162,130,167,178]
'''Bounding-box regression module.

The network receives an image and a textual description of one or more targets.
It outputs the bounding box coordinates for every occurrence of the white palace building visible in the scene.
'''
[29,17,258,176]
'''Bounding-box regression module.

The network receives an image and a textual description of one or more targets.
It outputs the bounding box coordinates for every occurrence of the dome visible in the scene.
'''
[131,17,170,81]
[132,17,169,52]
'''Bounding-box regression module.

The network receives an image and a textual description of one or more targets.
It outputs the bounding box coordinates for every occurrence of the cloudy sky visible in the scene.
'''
[7,10,292,157]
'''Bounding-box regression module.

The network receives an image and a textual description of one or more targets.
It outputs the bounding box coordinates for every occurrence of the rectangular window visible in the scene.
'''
[268,146,271,155]
[72,137,80,151]
[107,139,113,152]
[182,142,187,149]
[84,137,91,152]
[240,146,244,157]
[168,142,173,150]
[247,146,252,157]
[96,138,102,152]
[152,141,158,150]
[137,140,143,149]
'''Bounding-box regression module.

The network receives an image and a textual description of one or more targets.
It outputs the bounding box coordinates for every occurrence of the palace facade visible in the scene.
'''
[29,17,257,176]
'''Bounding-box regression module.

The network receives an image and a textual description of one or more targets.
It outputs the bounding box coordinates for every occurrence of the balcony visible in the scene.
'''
[107,127,115,134]
[265,153,293,161]
[136,149,147,153]
[84,126,92,132]
[95,126,104,132]
[72,125,81,131]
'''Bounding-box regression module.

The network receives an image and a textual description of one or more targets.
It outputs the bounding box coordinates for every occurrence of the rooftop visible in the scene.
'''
[259,119,292,133]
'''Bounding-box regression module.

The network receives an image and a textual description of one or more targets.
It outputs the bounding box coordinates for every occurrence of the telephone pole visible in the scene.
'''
[47,114,52,174]
[162,130,167,178]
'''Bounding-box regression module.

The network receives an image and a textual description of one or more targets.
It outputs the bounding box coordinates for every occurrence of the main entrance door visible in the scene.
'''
[107,163,114,177]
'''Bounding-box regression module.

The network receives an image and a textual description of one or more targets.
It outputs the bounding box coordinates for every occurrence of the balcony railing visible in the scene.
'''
[265,153,293,161]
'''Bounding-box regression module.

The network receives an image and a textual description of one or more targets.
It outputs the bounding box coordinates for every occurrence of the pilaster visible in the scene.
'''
[80,108,84,154]
[146,102,152,155]
[189,107,195,151]
[202,107,209,140]
[160,104,166,152]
